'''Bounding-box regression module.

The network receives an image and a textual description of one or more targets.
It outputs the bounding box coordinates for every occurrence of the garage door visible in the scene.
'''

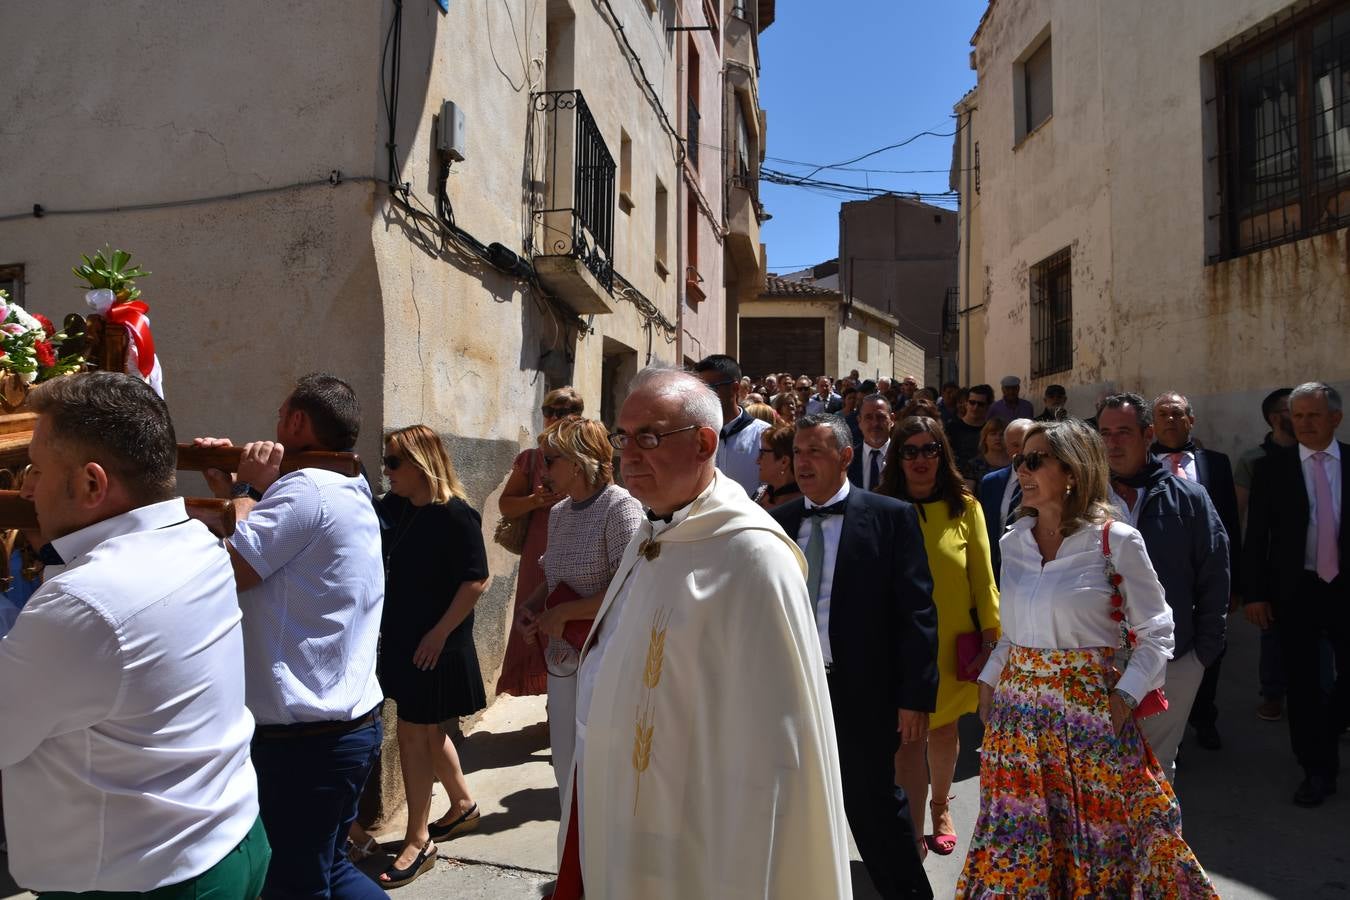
[739,317,825,381]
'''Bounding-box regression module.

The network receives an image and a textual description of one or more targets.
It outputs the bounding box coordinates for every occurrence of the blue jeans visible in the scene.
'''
[251,714,385,899]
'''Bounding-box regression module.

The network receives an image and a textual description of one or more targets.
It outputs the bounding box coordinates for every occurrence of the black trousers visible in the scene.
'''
[1277,573,1350,780]
[827,674,933,900]
[1188,645,1224,728]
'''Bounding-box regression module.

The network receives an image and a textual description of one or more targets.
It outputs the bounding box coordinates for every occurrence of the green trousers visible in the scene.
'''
[39,815,270,899]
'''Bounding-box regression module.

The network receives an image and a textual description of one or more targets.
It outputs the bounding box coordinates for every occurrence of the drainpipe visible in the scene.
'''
[675,4,686,363]
[961,106,973,385]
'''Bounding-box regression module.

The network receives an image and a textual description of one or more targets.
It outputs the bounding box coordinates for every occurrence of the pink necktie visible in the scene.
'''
[1312,451,1339,583]
[1169,452,1187,479]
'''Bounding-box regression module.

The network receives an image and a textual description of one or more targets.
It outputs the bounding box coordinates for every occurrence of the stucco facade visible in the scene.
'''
[740,278,898,381]
[0,0,777,819]
[956,0,1350,456]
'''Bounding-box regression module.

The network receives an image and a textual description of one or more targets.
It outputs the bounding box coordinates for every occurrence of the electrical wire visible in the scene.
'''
[787,121,963,181]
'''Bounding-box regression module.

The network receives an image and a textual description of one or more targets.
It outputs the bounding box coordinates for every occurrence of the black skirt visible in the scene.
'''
[380,625,487,725]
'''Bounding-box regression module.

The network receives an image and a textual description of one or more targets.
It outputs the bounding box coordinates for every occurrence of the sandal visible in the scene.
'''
[925,796,958,856]
[347,835,379,862]
[428,802,480,841]
[378,841,437,889]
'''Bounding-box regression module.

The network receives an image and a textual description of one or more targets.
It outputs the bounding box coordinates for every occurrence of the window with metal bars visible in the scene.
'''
[1030,248,1072,378]
[1215,1,1350,260]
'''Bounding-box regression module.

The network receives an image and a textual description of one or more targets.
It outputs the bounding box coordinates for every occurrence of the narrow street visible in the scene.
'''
[10,620,1332,899]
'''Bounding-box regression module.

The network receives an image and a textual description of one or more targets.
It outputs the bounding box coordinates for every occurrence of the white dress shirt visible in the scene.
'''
[1109,485,1147,526]
[861,439,889,492]
[716,409,771,496]
[231,469,385,725]
[980,517,1175,704]
[793,480,851,664]
[805,392,840,416]
[1300,441,1343,571]
[0,500,259,892]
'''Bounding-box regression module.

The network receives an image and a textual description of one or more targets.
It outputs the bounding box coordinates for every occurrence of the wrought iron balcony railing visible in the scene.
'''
[529,90,616,293]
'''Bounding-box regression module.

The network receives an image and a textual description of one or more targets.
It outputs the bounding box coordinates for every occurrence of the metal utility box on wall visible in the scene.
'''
[437,100,466,162]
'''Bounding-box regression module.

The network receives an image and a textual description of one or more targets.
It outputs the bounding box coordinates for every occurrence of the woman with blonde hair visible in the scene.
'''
[771,390,800,425]
[496,387,583,697]
[376,425,489,888]
[515,416,642,799]
[957,419,1216,897]
[744,401,777,425]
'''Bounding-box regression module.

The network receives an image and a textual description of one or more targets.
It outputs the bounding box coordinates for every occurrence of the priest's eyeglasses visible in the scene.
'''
[899,442,943,461]
[608,424,699,450]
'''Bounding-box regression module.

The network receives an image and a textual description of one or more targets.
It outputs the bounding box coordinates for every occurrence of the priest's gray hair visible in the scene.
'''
[1290,381,1343,412]
[627,366,724,430]
[796,413,853,451]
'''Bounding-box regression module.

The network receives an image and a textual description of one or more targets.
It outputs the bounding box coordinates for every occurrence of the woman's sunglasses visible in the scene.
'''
[1013,450,1056,472]
[899,441,943,461]
[382,455,403,470]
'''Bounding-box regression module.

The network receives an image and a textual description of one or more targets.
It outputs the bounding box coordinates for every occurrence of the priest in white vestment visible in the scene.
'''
[561,366,852,900]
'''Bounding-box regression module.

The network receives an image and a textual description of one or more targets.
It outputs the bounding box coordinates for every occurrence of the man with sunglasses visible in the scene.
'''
[771,414,939,899]
[560,368,851,900]
[1098,393,1230,783]
[949,384,994,480]
[693,354,770,496]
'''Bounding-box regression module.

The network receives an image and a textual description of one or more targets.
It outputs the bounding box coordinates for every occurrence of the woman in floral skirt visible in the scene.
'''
[957,419,1217,898]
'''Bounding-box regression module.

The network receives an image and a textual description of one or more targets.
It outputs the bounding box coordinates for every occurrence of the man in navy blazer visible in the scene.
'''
[975,418,1033,586]
[770,413,939,899]
[1151,391,1241,752]
[1244,382,1349,807]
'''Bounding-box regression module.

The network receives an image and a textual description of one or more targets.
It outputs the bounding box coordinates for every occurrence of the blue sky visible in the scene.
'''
[757,1,988,273]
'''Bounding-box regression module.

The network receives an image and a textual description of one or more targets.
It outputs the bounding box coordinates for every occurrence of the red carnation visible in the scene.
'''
[32,314,55,337]
[34,340,56,368]
[1109,609,1125,622]
[1110,594,1124,608]
[1109,573,1123,586]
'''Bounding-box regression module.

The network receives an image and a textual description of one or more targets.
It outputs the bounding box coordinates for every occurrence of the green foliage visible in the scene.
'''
[72,246,151,301]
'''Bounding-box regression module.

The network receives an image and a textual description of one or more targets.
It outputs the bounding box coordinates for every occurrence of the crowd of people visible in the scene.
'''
[0,355,1342,899]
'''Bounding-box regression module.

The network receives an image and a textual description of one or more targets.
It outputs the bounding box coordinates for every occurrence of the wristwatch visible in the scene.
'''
[982,640,999,650]
[230,481,264,502]
[1113,689,1138,710]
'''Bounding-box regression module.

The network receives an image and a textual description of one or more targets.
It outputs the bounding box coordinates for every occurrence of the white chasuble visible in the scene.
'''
[575,472,852,899]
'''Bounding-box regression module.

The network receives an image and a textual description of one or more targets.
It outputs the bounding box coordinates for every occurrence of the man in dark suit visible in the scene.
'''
[1244,382,1349,807]
[847,394,894,492]
[771,413,939,899]
[1151,390,1241,752]
[975,418,1033,586]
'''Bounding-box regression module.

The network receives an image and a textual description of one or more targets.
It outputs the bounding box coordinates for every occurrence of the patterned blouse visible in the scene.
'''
[540,484,643,597]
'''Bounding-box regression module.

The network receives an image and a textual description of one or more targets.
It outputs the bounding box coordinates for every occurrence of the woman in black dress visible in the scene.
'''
[377,424,489,888]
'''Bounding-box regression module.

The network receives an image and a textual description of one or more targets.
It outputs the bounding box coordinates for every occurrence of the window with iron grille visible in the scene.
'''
[1030,248,1072,378]
[1216,1,1350,260]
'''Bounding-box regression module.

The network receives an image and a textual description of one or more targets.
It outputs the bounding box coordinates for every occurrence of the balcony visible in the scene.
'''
[727,173,763,282]
[528,89,617,315]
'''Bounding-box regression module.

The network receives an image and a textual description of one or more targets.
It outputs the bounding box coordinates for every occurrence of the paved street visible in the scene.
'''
[0,620,1345,898]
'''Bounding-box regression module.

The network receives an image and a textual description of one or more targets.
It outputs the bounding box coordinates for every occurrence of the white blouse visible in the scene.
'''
[979,517,1175,704]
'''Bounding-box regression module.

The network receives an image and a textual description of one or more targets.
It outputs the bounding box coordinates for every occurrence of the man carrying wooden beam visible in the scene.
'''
[196,373,385,900]
[0,372,269,897]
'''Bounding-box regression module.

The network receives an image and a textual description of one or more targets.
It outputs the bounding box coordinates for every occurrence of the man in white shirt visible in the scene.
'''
[848,394,894,492]
[198,373,385,899]
[693,353,770,495]
[2,373,267,896]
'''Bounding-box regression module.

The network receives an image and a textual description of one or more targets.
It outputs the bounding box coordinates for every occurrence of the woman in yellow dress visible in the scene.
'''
[877,415,1000,858]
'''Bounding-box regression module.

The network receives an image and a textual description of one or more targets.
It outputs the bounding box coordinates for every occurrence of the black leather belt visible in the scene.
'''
[254,708,378,741]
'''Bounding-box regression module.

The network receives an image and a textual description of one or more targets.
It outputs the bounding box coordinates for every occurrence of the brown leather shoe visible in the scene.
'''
[1256,699,1283,722]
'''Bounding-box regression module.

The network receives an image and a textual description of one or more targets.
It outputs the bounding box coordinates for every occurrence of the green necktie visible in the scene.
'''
[805,515,825,613]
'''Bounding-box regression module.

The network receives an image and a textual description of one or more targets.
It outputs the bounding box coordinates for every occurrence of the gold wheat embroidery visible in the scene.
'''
[632,607,672,814]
